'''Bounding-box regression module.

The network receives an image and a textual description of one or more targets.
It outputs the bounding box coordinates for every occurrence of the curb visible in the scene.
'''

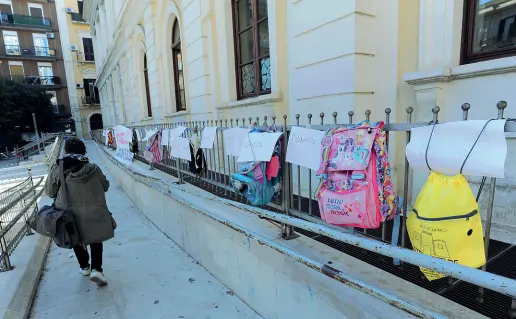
[2,235,51,319]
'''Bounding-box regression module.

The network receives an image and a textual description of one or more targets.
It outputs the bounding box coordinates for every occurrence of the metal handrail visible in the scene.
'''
[0,177,43,220]
[2,45,56,57]
[0,134,62,272]
[0,13,52,27]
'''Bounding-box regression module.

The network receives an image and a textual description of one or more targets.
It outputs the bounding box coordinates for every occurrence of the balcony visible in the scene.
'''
[0,45,56,60]
[8,75,61,88]
[81,96,100,106]
[0,13,52,30]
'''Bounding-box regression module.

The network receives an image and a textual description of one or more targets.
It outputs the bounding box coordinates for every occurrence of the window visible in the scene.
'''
[28,3,44,17]
[82,37,95,61]
[143,54,152,117]
[462,0,516,64]
[3,30,20,55]
[172,20,186,111]
[232,0,271,99]
[0,1,12,14]
[84,78,99,104]
[37,62,54,85]
[77,0,84,16]
[8,61,24,83]
[33,33,49,56]
[47,91,58,113]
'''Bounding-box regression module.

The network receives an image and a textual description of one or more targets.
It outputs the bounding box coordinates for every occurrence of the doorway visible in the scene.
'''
[89,113,103,131]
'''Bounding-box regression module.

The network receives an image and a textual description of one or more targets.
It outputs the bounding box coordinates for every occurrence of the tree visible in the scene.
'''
[0,80,56,148]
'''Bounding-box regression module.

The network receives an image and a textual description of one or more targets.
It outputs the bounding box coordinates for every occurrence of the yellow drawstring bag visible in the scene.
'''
[407,172,486,281]
[406,120,491,281]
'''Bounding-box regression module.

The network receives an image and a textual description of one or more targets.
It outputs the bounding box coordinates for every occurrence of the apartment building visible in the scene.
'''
[0,0,72,132]
[55,0,101,138]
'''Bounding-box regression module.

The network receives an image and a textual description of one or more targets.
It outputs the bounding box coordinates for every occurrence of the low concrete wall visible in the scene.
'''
[96,144,486,319]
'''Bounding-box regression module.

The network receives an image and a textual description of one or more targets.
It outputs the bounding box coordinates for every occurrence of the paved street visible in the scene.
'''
[29,143,261,319]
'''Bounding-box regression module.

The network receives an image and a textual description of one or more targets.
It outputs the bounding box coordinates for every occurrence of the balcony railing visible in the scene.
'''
[2,45,56,58]
[0,13,52,28]
[81,96,100,105]
[8,75,61,87]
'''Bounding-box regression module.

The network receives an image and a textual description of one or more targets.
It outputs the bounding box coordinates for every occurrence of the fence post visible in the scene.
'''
[281,115,298,240]
[0,219,12,271]
[25,168,34,236]
[479,100,507,304]
[400,106,414,262]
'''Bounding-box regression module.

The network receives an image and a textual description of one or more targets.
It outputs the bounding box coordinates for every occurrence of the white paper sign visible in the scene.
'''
[406,120,507,178]
[237,132,283,162]
[161,129,171,146]
[142,129,158,142]
[170,137,191,161]
[201,127,218,149]
[160,126,187,146]
[234,128,251,156]
[222,128,235,156]
[171,126,187,138]
[286,126,325,170]
[113,125,134,166]
[104,129,109,145]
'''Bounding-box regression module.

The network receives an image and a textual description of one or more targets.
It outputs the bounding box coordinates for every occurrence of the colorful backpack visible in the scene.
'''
[315,121,395,228]
[231,128,282,206]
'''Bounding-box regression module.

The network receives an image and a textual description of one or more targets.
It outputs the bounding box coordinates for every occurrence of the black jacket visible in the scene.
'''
[189,143,207,174]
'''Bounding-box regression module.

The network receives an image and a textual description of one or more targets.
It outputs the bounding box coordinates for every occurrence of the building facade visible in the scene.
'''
[55,0,101,139]
[0,0,72,131]
[84,0,516,237]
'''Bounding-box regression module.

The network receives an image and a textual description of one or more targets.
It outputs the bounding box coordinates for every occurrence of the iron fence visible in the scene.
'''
[92,101,516,318]
[0,133,62,271]
[0,175,44,271]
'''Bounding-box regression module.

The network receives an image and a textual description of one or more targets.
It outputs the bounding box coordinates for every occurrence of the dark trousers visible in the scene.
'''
[73,243,103,272]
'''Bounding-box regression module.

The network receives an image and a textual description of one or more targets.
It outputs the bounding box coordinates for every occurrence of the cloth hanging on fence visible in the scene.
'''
[130,129,139,155]
[190,132,200,155]
[144,130,163,164]
[406,121,492,281]
[189,143,207,174]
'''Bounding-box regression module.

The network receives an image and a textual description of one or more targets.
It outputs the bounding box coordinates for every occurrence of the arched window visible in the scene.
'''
[143,54,152,117]
[172,20,186,111]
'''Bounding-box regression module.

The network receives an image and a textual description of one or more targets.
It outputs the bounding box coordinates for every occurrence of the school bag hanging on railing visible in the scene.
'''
[315,121,396,229]
[406,121,491,281]
[231,127,282,206]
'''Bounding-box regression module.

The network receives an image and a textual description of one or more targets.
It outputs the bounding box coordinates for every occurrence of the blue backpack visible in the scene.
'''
[231,128,282,206]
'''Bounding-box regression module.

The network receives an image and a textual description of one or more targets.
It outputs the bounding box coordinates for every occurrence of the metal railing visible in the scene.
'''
[6,75,61,87]
[93,101,516,318]
[81,96,100,105]
[0,176,44,271]
[0,134,62,271]
[0,13,52,28]
[1,45,56,58]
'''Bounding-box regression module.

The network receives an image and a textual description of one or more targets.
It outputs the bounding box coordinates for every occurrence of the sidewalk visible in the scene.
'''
[29,143,261,319]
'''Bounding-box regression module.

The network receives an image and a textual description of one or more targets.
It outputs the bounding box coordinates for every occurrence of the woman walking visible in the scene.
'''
[45,138,114,286]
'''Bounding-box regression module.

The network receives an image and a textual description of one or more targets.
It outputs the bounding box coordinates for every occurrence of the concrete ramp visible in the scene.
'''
[27,144,260,319]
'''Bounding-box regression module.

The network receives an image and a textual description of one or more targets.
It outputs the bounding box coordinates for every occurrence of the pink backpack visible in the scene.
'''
[315,121,395,228]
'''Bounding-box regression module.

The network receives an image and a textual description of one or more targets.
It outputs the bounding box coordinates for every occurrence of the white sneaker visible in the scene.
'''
[80,267,91,276]
[90,270,108,286]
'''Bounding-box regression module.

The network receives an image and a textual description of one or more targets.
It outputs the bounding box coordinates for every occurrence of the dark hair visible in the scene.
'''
[64,137,86,155]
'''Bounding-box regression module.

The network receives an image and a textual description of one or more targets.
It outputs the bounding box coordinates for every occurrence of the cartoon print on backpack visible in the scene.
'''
[315,121,396,228]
